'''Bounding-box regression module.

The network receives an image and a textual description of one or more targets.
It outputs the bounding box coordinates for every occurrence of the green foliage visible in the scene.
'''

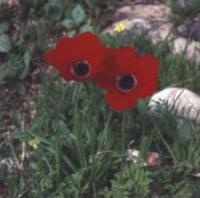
[0,34,11,53]
[61,4,93,35]
[5,66,200,197]
[151,168,196,198]
[0,0,200,197]
[102,165,151,198]
[0,45,34,84]
[0,22,10,34]
[72,4,86,24]
[0,0,94,85]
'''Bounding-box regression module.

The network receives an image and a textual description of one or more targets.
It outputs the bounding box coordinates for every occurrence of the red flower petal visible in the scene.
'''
[105,72,158,111]
[43,32,107,81]
[94,46,159,111]
[131,54,159,85]
[94,73,115,89]
[135,78,158,98]
[43,36,76,69]
[70,32,107,76]
[114,46,137,74]
[94,48,117,89]
[94,46,137,90]
[105,88,138,111]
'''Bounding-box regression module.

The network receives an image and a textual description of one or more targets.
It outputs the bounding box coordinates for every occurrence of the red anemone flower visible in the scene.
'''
[44,32,107,81]
[94,46,159,111]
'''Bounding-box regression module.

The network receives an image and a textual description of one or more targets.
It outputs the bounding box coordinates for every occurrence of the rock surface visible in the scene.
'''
[148,87,200,123]
[177,18,200,41]
[104,3,200,63]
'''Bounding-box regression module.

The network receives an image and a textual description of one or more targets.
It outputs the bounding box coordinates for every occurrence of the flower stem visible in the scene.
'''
[121,112,128,158]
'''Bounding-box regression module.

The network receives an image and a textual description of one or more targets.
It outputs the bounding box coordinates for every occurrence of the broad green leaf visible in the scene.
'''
[0,34,11,53]
[177,121,193,141]
[72,4,86,25]
[68,30,77,37]
[46,0,63,20]
[0,22,10,34]
[61,19,74,29]
[80,24,93,32]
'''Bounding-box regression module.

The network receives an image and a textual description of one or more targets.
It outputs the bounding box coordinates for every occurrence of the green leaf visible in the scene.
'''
[177,121,193,141]
[61,19,74,29]
[72,4,86,25]
[46,0,63,20]
[79,24,93,32]
[20,47,34,79]
[68,30,77,37]
[0,63,6,85]
[0,22,10,34]
[0,34,11,53]
[137,99,147,114]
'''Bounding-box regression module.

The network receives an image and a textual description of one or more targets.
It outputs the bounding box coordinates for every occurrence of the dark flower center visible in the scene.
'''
[72,60,91,77]
[116,74,137,92]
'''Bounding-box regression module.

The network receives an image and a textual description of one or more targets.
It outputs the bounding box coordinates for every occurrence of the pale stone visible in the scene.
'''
[148,87,200,123]
[104,4,172,37]
[2,0,19,7]
[127,149,140,163]
[177,0,187,8]
[104,18,152,35]
[114,4,171,21]
[173,38,200,62]
[126,149,161,166]
[104,4,200,63]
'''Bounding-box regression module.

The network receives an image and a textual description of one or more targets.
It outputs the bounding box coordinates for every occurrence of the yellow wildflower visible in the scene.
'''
[28,138,40,149]
[113,22,126,33]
